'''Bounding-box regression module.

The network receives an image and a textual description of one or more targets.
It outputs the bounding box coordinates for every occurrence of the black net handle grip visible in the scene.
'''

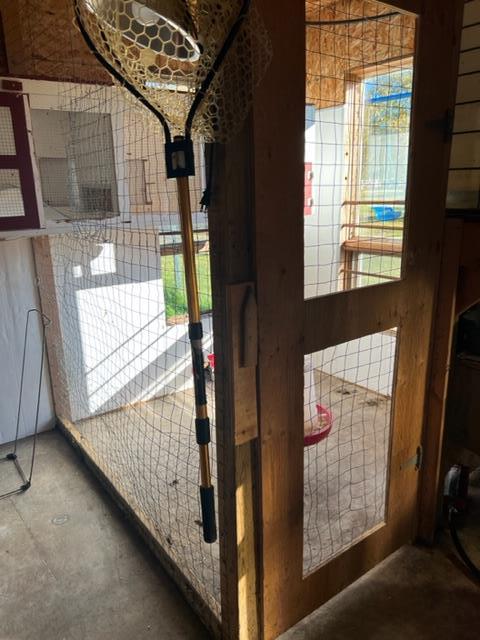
[200,486,217,543]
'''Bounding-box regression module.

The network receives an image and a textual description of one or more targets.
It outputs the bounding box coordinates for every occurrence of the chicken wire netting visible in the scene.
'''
[304,0,417,299]
[303,0,416,574]
[1,0,233,620]
[304,331,398,574]
[35,81,222,617]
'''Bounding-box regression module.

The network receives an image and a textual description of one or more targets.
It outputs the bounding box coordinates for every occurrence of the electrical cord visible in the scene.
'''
[306,11,400,27]
[448,506,480,582]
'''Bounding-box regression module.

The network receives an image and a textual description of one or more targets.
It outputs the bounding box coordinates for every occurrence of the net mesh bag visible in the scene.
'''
[75,0,272,141]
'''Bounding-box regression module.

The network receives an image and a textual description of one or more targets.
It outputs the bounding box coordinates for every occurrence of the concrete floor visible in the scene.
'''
[0,431,209,640]
[1,430,480,640]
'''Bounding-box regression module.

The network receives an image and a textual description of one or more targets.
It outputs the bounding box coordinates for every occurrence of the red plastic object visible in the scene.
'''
[304,404,333,447]
[207,354,216,370]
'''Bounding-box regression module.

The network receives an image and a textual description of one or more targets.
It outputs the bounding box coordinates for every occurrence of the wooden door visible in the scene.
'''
[251,1,464,638]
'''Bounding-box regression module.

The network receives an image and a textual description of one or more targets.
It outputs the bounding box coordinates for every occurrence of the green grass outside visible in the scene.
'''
[161,252,212,321]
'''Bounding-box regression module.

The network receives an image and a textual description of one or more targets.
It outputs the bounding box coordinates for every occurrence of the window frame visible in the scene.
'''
[0,90,42,231]
[341,58,413,291]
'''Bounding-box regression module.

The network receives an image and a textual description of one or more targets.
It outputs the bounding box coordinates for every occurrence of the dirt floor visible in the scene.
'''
[68,371,393,609]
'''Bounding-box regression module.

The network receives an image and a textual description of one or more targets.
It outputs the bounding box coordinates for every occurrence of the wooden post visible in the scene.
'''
[252,0,305,638]
[32,236,73,422]
[208,123,261,639]
[418,218,463,543]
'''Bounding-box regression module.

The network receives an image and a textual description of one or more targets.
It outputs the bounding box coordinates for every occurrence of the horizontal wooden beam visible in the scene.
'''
[381,0,422,15]
[343,238,403,256]
[304,280,405,354]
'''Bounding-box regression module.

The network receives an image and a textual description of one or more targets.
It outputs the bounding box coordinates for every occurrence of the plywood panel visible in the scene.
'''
[306,0,416,108]
[0,0,109,84]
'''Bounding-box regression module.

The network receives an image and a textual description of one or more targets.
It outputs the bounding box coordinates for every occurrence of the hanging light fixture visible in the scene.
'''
[85,0,202,62]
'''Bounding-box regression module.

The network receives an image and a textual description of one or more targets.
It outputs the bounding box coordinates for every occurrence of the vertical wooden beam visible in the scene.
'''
[252,1,305,638]
[32,236,73,421]
[418,218,463,544]
[399,0,464,541]
[209,121,260,639]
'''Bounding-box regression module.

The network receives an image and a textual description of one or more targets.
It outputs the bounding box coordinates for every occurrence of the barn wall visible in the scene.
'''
[448,0,480,208]
[0,0,108,84]
[0,239,55,444]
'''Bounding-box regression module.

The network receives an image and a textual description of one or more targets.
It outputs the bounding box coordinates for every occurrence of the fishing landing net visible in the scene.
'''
[73,0,271,544]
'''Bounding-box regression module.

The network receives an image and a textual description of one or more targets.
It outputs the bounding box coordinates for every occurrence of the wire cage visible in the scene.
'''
[0,0,463,637]
[0,0,224,630]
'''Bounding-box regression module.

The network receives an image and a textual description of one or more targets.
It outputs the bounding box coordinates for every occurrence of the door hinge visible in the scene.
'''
[401,445,423,472]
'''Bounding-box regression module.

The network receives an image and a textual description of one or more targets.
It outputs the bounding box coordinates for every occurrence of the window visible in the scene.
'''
[341,63,413,290]
[30,108,119,221]
[0,91,41,230]
[157,216,212,325]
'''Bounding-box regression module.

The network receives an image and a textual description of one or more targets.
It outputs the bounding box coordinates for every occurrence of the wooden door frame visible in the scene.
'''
[249,1,464,638]
[419,217,480,543]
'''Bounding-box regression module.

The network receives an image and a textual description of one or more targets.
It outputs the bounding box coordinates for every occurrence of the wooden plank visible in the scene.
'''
[464,0,480,26]
[459,49,480,75]
[226,283,258,446]
[31,236,72,421]
[453,103,480,133]
[208,126,260,638]
[305,280,404,354]
[398,0,464,550]
[450,131,480,168]
[417,218,463,544]
[252,0,305,637]
[456,221,480,314]
[446,355,480,456]
[343,237,403,255]
[236,442,259,640]
[461,22,480,52]
[457,73,480,103]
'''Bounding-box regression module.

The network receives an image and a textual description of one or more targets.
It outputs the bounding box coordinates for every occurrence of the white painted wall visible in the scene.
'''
[0,239,55,445]
[49,232,212,422]
[305,105,344,300]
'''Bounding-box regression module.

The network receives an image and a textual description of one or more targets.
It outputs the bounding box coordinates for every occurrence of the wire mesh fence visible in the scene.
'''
[304,331,398,574]
[303,0,416,573]
[305,0,416,298]
[1,0,223,619]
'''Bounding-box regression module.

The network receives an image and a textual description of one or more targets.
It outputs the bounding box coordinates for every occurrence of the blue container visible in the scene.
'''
[372,205,402,222]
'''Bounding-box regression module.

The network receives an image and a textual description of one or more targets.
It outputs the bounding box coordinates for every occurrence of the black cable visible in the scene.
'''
[73,0,172,144]
[448,506,480,582]
[185,0,251,138]
[306,11,400,27]
[200,143,215,211]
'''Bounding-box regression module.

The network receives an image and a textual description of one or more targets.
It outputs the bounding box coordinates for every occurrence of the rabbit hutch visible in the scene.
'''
[0,0,465,638]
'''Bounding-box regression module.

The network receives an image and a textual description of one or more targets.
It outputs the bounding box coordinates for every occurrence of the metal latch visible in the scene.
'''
[401,445,423,471]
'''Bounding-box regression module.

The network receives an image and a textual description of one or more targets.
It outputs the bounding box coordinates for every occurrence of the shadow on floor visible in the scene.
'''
[0,430,210,640]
